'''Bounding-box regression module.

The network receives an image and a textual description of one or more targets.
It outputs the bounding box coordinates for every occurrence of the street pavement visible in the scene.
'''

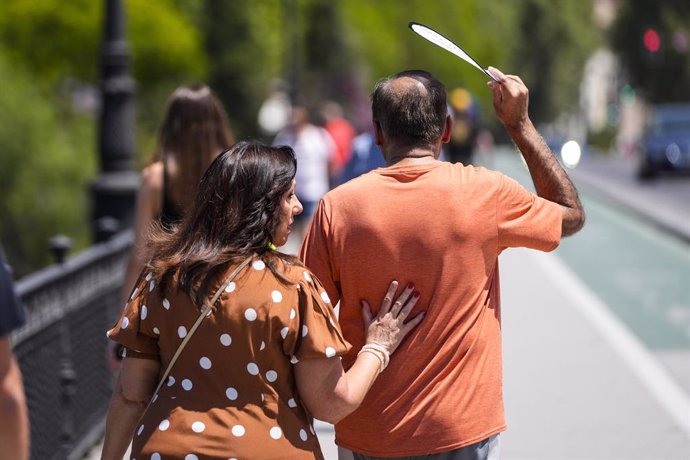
[86,148,690,459]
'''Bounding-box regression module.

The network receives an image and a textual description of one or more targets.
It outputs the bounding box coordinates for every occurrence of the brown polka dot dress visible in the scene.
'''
[107,257,351,459]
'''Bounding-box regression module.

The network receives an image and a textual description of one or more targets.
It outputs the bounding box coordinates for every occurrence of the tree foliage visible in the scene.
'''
[507,0,600,122]
[0,0,208,273]
[0,51,95,276]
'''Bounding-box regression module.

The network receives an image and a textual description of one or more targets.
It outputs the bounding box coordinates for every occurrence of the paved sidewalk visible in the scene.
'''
[500,249,689,460]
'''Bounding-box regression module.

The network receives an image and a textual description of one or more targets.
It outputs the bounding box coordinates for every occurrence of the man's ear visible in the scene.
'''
[373,121,384,147]
[441,115,452,144]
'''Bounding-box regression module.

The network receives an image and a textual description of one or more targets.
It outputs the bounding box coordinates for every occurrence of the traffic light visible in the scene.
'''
[641,26,663,64]
[643,28,661,53]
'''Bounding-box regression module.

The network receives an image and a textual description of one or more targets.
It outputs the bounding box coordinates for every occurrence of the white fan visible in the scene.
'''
[409,22,498,82]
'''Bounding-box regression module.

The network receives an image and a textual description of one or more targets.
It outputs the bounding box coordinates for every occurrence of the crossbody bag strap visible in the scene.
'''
[146,254,255,408]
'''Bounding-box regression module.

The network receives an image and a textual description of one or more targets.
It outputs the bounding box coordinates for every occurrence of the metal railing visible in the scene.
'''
[11,230,133,460]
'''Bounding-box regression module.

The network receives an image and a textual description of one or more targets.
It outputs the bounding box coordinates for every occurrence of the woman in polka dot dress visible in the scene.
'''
[101,142,424,460]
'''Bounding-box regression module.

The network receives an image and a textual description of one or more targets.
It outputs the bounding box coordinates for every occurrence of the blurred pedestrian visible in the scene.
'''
[0,248,29,460]
[319,101,356,182]
[300,68,585,459]
[273,105,335,236]
[101,141,424,460]
[336,130,386,186]
[445,87,481,165]
[123,84,235,299]
[109,85,235,372]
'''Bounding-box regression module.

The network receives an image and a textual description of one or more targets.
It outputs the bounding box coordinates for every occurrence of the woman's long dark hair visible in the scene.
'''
[157,84,234,212]
[147,141,302,307]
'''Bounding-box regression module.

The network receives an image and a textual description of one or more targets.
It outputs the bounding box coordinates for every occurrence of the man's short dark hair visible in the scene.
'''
[371,70,448,148]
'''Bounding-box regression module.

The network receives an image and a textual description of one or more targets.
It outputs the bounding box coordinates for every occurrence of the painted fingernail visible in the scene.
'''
[413,291,420,298]
[407,282,414,289]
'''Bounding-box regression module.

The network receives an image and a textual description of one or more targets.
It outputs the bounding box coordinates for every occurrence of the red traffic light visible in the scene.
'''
[643,28,661,53]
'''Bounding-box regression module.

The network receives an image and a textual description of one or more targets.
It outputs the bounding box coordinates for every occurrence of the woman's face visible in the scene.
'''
[272,179,303,247]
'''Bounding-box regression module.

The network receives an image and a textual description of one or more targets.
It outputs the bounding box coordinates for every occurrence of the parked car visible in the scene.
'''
[637,103,690,179]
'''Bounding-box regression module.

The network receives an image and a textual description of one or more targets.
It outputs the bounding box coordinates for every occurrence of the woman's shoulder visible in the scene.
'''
[270,256,310,284]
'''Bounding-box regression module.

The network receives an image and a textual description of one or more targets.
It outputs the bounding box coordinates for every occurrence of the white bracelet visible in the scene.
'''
[358,348,385,373]
[362,342,390,368]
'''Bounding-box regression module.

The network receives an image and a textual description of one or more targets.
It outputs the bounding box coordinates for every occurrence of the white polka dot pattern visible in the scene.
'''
[109,255,352,459]
[185,455,198,460]
[130,287,139,300]
[225,387,238,400]
[252,260,266,270]
[269,426,282,439]
[244,308,257,321]
[145,272,153,281]
[247,363,259,375]
[272,290,283,302]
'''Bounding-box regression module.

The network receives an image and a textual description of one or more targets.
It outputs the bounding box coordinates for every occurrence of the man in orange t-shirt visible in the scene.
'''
[300,68,585,459]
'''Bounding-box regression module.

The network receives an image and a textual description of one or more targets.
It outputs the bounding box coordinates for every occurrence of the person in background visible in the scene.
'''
[101,142,424,459]
[335,130,386,186]
[273,105,335,235]
[109,84,235,372]
[300,68,585,459]
[0,248,29,460]
[445,86,481,165]
[319,101,356,183]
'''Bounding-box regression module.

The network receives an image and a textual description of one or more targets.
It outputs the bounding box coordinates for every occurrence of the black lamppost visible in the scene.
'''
[91,0,138,242]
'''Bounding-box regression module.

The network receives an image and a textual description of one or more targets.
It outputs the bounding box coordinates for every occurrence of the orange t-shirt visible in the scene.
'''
[299,160,562,456]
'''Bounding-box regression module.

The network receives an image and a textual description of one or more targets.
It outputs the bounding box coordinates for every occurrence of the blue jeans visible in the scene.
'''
[352,434,501,460]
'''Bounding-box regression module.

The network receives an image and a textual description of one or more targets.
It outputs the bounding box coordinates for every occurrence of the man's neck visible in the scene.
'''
[386,147,438,166]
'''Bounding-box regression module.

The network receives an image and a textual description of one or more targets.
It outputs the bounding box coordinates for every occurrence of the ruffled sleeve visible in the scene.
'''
[282,269,351,362]
[107,270,160,361]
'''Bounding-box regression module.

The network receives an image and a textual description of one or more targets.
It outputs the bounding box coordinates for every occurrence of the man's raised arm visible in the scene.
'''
[488,66,585,237]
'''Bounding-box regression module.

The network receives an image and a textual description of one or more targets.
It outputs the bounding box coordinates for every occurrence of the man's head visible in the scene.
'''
[371,70,449,152]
